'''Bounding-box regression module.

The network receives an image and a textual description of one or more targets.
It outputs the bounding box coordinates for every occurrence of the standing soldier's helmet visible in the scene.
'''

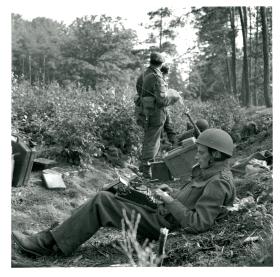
[150,52,165,64]
[196,128,234,157]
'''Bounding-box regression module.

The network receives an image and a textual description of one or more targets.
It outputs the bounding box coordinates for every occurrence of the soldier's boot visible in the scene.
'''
[12,230,58,257]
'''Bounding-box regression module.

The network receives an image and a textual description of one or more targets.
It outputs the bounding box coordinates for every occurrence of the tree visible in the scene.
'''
[145,7,178,55]
[60,15,138,90]
[12,14,67,84]
[260,7,272,107]
[252,7,260,105]
[188,7,235,100]
[238,7,251,107]
[229,7,237,95]
[167,63,186,93]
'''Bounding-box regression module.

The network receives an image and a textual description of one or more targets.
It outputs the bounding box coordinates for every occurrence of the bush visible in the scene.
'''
[12,77,245,164]
[168,95,245,135]
[12,77,142,164]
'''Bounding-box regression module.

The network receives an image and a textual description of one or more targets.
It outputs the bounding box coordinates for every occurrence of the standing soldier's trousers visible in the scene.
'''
[50,191,171,256]
[163,112,176,144]
[140,108,167,176]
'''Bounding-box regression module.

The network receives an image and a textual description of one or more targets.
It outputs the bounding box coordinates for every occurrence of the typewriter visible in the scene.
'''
[102,176,161,209]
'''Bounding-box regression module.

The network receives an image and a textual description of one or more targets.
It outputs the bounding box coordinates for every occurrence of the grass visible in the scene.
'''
[11,108,273,267]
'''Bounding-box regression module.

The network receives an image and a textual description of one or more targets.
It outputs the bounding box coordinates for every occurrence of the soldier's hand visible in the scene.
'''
[154,188,174,204]
[157,183,173,193]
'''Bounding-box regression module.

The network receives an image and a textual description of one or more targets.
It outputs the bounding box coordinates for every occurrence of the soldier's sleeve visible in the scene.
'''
[164,178,233,233]
[153,75,174,107]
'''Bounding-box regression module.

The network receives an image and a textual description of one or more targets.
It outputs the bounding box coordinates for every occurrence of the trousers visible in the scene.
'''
[141,109,166,165]
[163,112,176,144]
[50,191,171,255]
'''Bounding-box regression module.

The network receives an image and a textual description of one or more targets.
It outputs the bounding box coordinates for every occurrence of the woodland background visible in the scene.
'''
[11,7,272,163]
[10,6,274,267]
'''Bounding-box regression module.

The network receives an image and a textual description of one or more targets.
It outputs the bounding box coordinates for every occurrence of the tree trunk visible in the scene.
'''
[22,56,25,78]
[43,55,46,86]
[229,7,237,96]
[249,7,253,99]
[241,66,245,104]
[260,7,272,107]
[238,7,251,107]
[222,32,232,94]
[252,7,259,106]
[159,14,163,49]
[29,55,32,85]
[225,52,232,93]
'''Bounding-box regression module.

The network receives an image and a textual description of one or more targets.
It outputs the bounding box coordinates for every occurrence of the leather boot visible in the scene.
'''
[12,230,57,257]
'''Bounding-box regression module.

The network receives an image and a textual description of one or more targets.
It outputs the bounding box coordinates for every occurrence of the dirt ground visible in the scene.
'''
[11,108,273,267]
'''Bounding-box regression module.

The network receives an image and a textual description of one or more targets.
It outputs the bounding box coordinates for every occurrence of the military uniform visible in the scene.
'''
[137,68,176,145]
[46,160,235,255]
[137,66,176,176]
[12,128,236,257]
[163,110,177,144]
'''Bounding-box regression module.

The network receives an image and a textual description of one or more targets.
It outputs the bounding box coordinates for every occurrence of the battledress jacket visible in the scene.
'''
[161,161,236,233]
[136,66,173,108]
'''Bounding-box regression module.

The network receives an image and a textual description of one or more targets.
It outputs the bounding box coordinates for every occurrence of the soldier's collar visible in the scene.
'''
[149,65,163,76]
[194,161,229,180]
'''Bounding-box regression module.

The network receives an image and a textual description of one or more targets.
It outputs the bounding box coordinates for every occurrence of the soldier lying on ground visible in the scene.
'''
[12,128,236,257]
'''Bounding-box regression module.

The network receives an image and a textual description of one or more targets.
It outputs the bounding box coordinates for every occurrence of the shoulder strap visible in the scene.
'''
[141,71,161,97]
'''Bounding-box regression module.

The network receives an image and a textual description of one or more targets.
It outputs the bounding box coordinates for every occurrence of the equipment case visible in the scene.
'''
[164,137,197,179]
[12,136,36,187]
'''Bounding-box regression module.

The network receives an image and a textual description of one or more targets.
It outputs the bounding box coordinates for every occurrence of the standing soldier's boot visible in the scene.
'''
[12,230,58,256]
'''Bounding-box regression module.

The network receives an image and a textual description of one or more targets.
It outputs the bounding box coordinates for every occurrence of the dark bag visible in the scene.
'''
[134,96,146,126]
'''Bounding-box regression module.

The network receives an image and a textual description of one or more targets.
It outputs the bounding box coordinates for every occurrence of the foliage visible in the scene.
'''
[145,7,178,54]
[167,63,187,93]
[187,7,234,100]
[187,7,272,105]
[12,14,140,91]
[168,95,245,134]
[12,77,142,164]
[12,14,67,83]
[60,15,138,89]
[119,210,160,266]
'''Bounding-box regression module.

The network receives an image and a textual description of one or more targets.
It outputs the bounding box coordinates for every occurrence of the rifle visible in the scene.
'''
[184,108,201,136]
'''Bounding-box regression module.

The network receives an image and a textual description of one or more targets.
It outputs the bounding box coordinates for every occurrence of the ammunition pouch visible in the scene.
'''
[134,105,146,127]
[134,96,146,127]
[142,96,155,116]
[134,95,156,128]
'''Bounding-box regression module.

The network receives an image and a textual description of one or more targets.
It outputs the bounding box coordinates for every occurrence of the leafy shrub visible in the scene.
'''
[168,95,245,135]
[12,77,142,164]
[12,76,245,164]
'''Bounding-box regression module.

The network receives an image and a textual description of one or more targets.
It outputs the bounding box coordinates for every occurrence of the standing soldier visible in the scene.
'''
[136,52,180,178]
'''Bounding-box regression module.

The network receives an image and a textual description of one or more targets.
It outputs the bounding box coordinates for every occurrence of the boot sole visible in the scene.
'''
[12,232,43,257]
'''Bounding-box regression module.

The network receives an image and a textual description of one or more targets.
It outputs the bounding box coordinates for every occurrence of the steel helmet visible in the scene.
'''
[195,119,209,132]
[196,128,234,156]
[150,52,165,64]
